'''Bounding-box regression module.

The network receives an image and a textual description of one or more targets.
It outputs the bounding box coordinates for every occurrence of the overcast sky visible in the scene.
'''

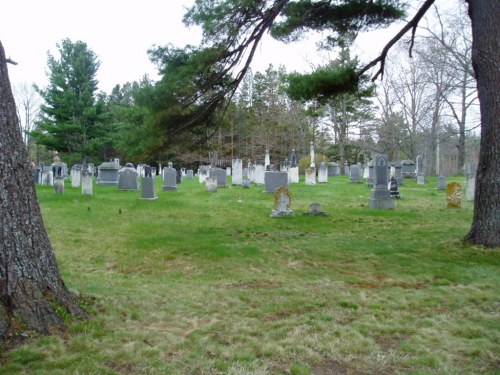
[1,0,416,94]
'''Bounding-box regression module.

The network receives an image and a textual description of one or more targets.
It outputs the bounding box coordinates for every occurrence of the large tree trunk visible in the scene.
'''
[464,1,500,247]
[0,41,85,342]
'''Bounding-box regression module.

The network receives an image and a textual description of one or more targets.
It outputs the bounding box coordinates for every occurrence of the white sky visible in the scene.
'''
[1,0,433,94]
[0,0,406,94]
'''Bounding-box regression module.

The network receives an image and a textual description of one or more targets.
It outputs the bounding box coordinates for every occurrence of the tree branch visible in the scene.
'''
[358,0,436,81]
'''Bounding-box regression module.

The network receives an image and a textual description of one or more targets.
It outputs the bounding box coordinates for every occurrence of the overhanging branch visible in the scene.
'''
[358,0,436,81]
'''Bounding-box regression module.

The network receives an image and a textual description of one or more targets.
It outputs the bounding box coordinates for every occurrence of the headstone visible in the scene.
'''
[447,182,462,208]
[436,176,447,190]
[309,142,315,168]
[232,158,243,186]
[186,169,194,179]
[226,167,232,176]
[388,177,401,199]
[401,160,416,178]
[198,165,209,184]
[363,165,369,179]
[305,167,316,185]
[254,164,265,185]
[288,152,299,184]
[368,154,395,209]
[466,162,477,176]
[394,162,403,186]
[327,162,340,176]
[349,164,362,183]
[141,177,157,200]
[242,179,250,189]
[118,163,139,190]
[81,170,93,196]
[344,162,350,176]
[209,168,227,187]
[265,150,271,170]
[416,174,426,185]
[205,177,218,192]
[317,162,328,183]
[290,149,298,168]
[137,164,146,177]
[466,175,475,201]
[34,167,42,184]
[162,162,178,191]
[42,171,54,186]
[366,160,374,188]
[271,186,293,217]
[70,164,82,187]
[54,176,64,194]
[264,171,288,194]
[308,203,327,216]
[176,169,183,184]
[97,159,121,185]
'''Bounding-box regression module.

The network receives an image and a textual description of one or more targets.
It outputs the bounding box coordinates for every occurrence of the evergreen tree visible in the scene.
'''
[32,39,104,162]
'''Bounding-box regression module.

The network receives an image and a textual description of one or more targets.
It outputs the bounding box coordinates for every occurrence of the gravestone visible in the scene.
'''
[264,171,288,193]
[97,159,120,185]
[242,179,250,189]
[447,182,462,208]
[186,169,194,179]
[54,176,64,194]
[162,162,178,191]
[368,154,395,209]
[198,165,209,183]
[205,177,218,192]
[308,203,327,216]
[141,177,157,200]
[436,176,447,190]
[118,163,139,190]
[42,171,54,186]
[388,177,400,199]
[318,162,328,183]
[363,165,369,179]
[416,174,426,185]
[254,164,265,185]
[209,168,227,187]
[271,186,293,217]
[226,167,231,177]
[81,170,93,196]
[466,162,477,176]
[265,150,271,170]
[70,164,82,187]
[393,161,403,186]
[349,164,362,183]
[466,175,475,201]
[401,160,416,178]
[248,163,255,183]
[366,160,374,188]
[327,162,340,176]
[305,167,316,185]
[344,162,350,175]
[288,166,299,183]
[232,158,243,186]
[309,142,315,168]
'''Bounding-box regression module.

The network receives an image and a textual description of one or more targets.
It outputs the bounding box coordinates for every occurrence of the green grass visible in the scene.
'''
[2,175,499,374]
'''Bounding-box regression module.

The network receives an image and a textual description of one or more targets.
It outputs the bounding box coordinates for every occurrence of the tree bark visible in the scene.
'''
[0,41,85,342]
[464,1,500,247]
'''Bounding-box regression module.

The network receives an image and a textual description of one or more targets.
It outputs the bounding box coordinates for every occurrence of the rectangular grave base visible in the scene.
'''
[271,209,294,217]
[368,197,395,209]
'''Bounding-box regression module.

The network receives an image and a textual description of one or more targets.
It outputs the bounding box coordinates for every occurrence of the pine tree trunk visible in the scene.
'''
[0,41,85,342]
[464,1,500,247]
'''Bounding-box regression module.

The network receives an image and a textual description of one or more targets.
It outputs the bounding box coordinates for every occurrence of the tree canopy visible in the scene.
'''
[31,39,105,162]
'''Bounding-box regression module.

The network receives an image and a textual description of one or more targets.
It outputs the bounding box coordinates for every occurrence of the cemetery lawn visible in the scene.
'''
[2,176,499,375]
